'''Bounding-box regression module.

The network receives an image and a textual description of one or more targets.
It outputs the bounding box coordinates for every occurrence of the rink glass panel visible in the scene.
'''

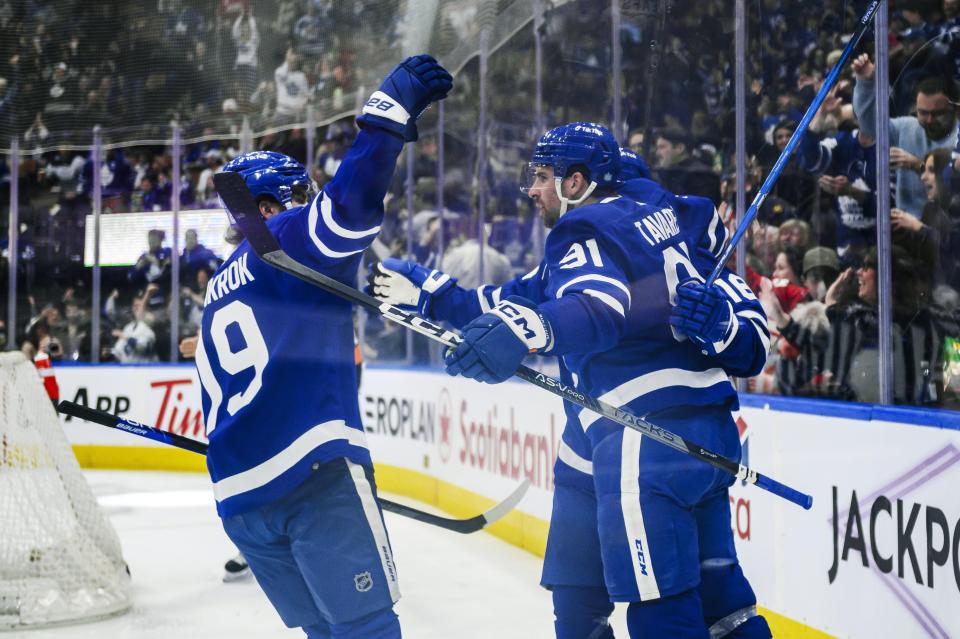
[5,1,959,412]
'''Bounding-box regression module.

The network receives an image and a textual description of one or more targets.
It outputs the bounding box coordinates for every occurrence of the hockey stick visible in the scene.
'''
[213,171,813,509]
[57,400,530,534]
[706,0,881,286]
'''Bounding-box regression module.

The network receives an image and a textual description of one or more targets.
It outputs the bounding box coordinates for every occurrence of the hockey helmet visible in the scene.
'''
[223,151,313,207]
[619,147,652,181]
[530,122,621,189]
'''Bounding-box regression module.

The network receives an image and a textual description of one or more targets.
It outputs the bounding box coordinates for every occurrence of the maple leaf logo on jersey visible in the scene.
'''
[437,388,452,463]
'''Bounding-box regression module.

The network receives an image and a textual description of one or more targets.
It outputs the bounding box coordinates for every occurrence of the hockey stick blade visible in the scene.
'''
[380,479,531,534]
[57,401,528,533]
[214,173,813,510]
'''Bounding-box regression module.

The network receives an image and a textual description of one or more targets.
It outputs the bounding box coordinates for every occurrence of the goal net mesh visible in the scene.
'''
[0,352,131,630]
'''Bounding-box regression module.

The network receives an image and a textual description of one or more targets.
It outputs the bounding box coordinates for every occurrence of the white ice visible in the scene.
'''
[7,470,628,638]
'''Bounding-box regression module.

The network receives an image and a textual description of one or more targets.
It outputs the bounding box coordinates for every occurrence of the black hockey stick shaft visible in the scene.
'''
[707,0,881,285]
[57,400,529,534]
[214,172,812,509]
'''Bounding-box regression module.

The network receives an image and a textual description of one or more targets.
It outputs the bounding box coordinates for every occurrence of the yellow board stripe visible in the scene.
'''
[757,607,837,639]
[72,445,832,637]
[73,445,207,472]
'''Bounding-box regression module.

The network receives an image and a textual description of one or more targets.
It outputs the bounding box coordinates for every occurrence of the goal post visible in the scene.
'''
[0,352,131,630]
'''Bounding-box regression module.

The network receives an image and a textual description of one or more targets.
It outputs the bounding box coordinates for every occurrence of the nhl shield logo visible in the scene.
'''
[354,571,373,592]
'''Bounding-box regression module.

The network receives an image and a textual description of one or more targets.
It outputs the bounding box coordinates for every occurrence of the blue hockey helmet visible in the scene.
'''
[619,147,652,181]
[223,151,312,207]
[530,122,622,189]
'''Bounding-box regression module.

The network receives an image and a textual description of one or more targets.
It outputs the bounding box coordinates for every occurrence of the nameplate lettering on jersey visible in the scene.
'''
[205,252,256,305]
[634,207,680,246]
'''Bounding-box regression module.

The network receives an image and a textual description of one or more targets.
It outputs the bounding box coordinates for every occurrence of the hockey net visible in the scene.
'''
[0,352,131,630]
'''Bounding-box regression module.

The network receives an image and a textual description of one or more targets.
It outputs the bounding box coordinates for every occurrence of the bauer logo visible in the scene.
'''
[354,572,373,592]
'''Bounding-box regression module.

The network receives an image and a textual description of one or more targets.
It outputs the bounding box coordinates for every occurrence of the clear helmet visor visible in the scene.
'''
[520,162,556,195]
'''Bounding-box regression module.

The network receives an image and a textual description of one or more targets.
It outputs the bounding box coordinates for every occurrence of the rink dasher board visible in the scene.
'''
[51,364,960,639]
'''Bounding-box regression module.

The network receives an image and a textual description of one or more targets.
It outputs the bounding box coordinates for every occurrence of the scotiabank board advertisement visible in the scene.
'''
[54,364,960,638]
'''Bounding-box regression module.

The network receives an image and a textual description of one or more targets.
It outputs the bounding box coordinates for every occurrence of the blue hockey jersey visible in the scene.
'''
[797,128,877,252]
[430,191,768,491]
[195,128,404,517]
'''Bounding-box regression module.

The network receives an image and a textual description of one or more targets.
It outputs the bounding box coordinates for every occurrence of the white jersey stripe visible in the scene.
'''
[557,439,593,475]
[579,368,732,431]
[346,460,401,603]
[584,289,627,316]
[212,421,368,501]
[195,335,222,434]
[320,194,381,239]
[307,196,366,258]
[707,209,721,255]
[556,274,632,303]
[620,430,660,599]
[477,287,492,313]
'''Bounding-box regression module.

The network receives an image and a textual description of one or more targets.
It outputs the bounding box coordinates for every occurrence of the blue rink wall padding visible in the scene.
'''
[738,392,960,431]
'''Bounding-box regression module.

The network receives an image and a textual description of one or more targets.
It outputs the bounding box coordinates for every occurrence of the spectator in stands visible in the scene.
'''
[853,54,959,217]
[81,148,135,213]
[653,125,721,203]
[762,246,839,396]
[797,97,877,257]
[293,1,330,57]
[181,229,220,281]
[440,230,513,290]
[42,61,77,132]
[750,223,780,276]
[626,127,644,154]
[822,246,960,405]
[108,287,158,364]
[778,219,813,253]
[128,229,171,288]
[772,246,806,289]
[231,8,259,104]
[890,148,958,286]
[196,148,224,206]
[273,48,309,124]
[758,119,817,212]
[316,123,353,183]
[175,265,209,349]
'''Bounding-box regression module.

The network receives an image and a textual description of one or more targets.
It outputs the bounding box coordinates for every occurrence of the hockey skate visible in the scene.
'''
[222,553,250,582]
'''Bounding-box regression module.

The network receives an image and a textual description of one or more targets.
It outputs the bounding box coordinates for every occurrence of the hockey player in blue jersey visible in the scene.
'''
[195,55,452,639]
[369,123,771,638]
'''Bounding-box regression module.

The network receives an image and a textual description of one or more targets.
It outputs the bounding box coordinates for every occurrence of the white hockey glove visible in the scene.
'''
[366,258,455,317]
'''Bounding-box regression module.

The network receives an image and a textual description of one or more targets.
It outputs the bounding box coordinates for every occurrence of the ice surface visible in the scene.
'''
[6,470,627,638]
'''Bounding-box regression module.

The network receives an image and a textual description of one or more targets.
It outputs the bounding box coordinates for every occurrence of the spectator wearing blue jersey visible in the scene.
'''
[128,229,171,288]
[370,122,771,638]
[180,229,221,282]
[194,55,451,639]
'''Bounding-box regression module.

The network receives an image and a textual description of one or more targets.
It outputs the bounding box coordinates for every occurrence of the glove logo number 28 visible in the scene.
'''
[365,97,396,112]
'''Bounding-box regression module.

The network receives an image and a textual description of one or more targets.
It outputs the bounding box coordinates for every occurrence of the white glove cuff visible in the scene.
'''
[362,91,412,125]
[422,270,451,294]
[490,300,553,352]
